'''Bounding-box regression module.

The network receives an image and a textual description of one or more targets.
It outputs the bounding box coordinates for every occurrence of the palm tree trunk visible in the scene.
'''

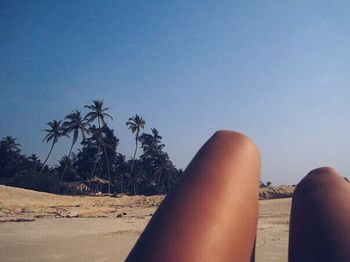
[90,121,102,179]
[133,180,137,195]
[98,118,111,194]
[90,136,101,179]
[102,142,111,194]
[127,140,137,192]
[91,154,98,178]
[40,141,55,172]
[61,141,75,180]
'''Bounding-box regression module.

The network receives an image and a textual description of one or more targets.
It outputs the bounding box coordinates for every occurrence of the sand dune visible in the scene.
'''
[0,185,292,261]
[0,185,163,221]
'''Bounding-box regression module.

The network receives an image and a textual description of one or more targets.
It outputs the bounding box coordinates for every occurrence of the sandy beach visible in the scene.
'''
[0,185,292,261]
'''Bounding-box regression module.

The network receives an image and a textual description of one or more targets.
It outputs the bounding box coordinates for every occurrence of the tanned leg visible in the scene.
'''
[289,167,350,262]
[126,130,260,262]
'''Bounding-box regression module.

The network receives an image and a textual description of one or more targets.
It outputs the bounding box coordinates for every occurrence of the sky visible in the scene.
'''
[1,0,350,184]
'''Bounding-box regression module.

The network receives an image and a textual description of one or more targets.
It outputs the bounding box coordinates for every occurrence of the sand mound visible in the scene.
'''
[0,184,294,221]
[259,185,295,200]
[0,185,163,221]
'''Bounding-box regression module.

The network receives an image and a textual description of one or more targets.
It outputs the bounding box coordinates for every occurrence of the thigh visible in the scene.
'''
[289,167,350,262]
[126,130,260,262]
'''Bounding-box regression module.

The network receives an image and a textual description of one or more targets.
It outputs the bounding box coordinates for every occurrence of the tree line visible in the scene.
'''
[0,99,183,195]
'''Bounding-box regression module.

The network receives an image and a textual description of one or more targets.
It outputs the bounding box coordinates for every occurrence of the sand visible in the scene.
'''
[0,185,292,261]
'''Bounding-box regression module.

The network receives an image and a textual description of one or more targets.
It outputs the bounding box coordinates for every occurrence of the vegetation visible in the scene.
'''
[0,99,182,195]
[41,120,67,171]
[260,181,272,188]
[126,114,145,193]
[61,110,89,180]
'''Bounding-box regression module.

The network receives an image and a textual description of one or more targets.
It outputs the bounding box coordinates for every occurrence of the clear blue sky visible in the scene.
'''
[1,0,350,184]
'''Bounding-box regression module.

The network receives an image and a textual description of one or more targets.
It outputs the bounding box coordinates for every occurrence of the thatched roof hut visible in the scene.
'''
[83,176,111,193]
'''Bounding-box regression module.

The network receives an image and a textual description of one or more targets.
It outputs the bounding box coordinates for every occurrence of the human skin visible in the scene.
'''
[289,167,350,262]
[126,130,260,262]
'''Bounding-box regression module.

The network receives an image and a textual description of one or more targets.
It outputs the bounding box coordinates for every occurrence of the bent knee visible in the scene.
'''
[211,130,260,157]
[294,167,340,197]
[306,167,338,179]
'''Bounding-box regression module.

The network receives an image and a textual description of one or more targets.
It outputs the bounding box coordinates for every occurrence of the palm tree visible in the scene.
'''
[2,136,20,153]
[139,128,164,160]
[85,99,113,193]
[153,155,174,194]
[61,110,89,180]
[41,120,66,171]
[126,114,145,192]
[86,126,103,179]
[115,153,127,193]
[28,154,41,167]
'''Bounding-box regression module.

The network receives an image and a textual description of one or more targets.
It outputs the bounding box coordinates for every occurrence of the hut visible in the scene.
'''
[84,176,111,194]
[64,181,90,193]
